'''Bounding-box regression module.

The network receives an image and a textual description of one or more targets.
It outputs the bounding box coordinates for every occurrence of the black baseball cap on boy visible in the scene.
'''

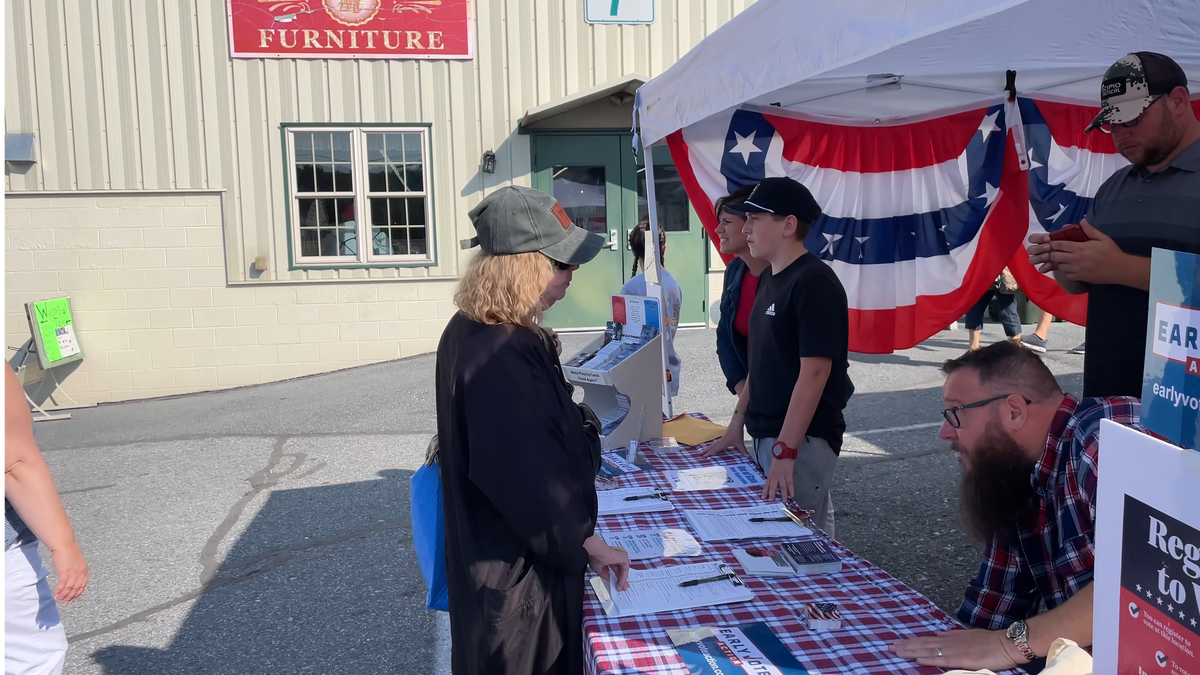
[725,177,823,224]
[462,186,605,266]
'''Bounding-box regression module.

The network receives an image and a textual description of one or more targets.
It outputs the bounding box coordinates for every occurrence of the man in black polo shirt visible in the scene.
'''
[1028,51,1200,398]
[704,177,850,536]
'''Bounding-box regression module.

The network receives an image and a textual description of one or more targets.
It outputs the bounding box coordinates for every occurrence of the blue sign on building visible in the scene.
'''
[1141,247,1200,450]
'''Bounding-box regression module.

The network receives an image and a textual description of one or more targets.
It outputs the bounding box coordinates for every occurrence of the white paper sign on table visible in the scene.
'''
[599,528,702,560]
[596,487,675,516]
[667,465,765,491]
[589,561,754,618]
[684,504,812,542]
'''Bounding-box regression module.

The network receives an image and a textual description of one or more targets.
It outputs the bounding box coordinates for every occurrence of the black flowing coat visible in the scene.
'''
[435,313,599,674]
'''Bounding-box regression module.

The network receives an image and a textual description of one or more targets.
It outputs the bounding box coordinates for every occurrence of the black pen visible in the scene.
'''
[678,573,738,588]
[748,516,792,523]
[622,491,667,502]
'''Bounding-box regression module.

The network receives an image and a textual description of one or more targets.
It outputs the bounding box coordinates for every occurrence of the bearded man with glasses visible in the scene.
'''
[890,341,1143,673]
[1028,51,1200,399]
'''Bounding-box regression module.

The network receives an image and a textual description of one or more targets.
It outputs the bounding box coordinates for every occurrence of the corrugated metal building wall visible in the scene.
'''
[5,0,753,404]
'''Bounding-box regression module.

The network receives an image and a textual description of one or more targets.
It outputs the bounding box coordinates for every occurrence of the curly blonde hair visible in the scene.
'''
[454,251,555,326]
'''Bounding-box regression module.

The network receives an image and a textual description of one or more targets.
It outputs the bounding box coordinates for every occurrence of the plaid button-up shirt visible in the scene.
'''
[956,394,1143,630]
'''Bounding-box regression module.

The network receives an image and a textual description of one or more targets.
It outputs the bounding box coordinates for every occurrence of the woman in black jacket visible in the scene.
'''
[435,186,631,675]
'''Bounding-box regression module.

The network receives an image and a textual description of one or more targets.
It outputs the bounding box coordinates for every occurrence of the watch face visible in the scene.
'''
[1007,622,1026,639]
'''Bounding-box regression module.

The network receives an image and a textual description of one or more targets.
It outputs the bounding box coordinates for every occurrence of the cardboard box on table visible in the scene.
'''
[561,294,665,451]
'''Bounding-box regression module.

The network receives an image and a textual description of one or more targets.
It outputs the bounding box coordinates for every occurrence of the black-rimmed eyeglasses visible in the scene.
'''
[941,394,1031,429]
[1098,94,1164,134]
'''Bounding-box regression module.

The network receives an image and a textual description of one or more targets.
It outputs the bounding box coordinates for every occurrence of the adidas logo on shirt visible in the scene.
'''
[765,303,776,316]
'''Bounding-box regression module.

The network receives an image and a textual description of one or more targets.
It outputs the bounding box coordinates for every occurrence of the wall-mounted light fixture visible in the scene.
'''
[481,150,496,174]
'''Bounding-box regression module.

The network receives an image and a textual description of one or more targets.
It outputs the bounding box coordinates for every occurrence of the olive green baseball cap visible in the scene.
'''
[1085,52,1188,133]
[462,186,605,266]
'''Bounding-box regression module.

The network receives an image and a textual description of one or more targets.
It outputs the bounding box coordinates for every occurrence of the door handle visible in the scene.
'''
[607,228,619,251]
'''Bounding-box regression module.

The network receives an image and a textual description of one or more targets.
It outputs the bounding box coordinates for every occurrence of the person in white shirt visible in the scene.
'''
[621,221,683,397]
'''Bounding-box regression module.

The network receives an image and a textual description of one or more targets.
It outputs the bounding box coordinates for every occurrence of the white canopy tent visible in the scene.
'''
[635,0,1200,146]
[635,0,1200,414]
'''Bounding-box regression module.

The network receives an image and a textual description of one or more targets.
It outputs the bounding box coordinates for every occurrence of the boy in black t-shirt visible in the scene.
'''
[703,177,850,536]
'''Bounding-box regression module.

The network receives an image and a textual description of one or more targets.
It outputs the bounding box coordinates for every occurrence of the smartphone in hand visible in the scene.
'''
[1047,224,1088,243]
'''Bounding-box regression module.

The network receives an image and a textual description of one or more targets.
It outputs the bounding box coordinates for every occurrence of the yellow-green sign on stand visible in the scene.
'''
[25,298,84,369]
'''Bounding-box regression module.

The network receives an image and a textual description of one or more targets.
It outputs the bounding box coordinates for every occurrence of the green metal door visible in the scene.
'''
[532,134,708,330]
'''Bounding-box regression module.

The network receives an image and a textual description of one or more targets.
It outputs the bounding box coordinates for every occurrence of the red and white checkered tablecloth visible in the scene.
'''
[585,415,1023,675]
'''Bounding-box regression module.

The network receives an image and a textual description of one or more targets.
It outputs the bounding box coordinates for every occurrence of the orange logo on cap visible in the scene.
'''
[550,203,571,229]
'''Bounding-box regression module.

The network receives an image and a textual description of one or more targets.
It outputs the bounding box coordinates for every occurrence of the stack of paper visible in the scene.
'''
[589,562,754,618]
[668,465,765,492]
[661,415,728,447]
[599,528,702,560]
[596,487,676,516]
[684,505,812,542]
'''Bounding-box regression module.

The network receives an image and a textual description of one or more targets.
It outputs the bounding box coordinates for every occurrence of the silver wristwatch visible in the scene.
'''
[1005,620,1037,663]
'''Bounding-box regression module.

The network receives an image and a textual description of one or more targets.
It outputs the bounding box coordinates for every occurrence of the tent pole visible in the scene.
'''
[1024,73,1101,93]
[640,143,672,419]
[779,76,900,107]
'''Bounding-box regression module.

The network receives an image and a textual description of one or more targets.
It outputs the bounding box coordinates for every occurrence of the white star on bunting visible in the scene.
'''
[1027,147,1043,170]
[821,233,843,255]
[978,111,1001,142]
[979,183,999,208]
[729,131,763,164]
[1049,203,1068,223]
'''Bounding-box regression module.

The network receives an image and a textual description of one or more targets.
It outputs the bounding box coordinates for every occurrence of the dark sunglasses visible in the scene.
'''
[548,258,572,271]
[941,394,1031,429]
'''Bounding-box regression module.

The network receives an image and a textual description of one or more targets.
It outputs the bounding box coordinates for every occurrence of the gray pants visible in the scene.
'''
[750,436,838,538]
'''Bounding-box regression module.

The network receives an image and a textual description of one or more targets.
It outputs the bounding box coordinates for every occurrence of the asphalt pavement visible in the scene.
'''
[33,319,1087,674]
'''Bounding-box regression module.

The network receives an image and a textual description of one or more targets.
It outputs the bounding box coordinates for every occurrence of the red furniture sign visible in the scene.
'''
[227,1,473,59]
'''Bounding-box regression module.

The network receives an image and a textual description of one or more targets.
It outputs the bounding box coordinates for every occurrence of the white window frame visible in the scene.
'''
[285,125,434,269]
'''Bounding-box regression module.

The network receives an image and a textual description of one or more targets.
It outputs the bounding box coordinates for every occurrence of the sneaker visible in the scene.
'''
[1019,333,1049,353]
[1071,342,1085,354]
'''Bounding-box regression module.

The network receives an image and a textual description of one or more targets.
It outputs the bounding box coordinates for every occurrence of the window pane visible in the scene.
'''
[391,229,409,255]
[338,227,357,255]
[638,164,691,232]
[372,227,390,255]
[313,133,332,162]
[319,229,339,256]
[386,165,405,192]
[295,164,315,193]
[366,134,385,162]
[409,227,427,255]
[552,166,606,234]
[297,198,332,228]
[403,133,423,162]
[300,229,318,257]
[316,164,335,192]
[332,132,352,162]
[405,197,426,226]
[370,197,388,225]
[334,164,353,192]
[386,134,405,163]
[389,198,407,226]
[368,165,386,192]
[405,164,423,193]
[336,198,355,225]
[294,133,313,162]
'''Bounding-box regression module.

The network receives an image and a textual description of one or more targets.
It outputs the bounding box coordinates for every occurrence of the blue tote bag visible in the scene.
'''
[411,435,449,611]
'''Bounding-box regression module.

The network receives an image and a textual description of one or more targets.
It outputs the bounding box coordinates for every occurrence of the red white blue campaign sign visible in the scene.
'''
[1142,248,1200,450]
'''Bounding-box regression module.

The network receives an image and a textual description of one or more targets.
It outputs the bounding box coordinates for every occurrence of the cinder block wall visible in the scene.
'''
[5,193,456,405]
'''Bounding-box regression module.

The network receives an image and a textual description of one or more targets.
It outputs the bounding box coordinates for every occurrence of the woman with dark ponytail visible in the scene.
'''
[621,219,683,397]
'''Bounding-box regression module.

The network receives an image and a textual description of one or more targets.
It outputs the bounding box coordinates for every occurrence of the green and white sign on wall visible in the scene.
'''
[25,298,84,369]
[585,0,654,24]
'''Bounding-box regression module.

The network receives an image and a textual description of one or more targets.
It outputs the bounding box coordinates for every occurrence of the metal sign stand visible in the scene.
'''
[8,338,72,422]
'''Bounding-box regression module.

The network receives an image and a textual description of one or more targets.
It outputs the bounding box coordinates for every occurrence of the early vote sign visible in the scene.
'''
[1142,248,1200,450]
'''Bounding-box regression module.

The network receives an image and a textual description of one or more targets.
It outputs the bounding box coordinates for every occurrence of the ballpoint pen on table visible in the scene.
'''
[748,516,793,523]
[678,564,743,588]
[622,490,669,502]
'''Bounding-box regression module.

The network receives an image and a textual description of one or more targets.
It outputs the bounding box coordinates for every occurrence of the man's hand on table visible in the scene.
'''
[702,424,748,457]
[890,628,1022,671]
[763,457,794,500]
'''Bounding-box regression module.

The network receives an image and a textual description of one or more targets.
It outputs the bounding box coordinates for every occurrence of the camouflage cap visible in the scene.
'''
[1086,52,1188,133]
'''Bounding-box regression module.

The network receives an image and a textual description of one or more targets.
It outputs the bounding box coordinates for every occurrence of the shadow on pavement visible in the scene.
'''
[90,469,440,675]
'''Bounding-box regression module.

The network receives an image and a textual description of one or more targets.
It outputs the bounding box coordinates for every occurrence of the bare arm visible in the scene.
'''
[1024,582,1093,655]
[704,374,751,456]
[4,368,88,603]
[762,357,831,500]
